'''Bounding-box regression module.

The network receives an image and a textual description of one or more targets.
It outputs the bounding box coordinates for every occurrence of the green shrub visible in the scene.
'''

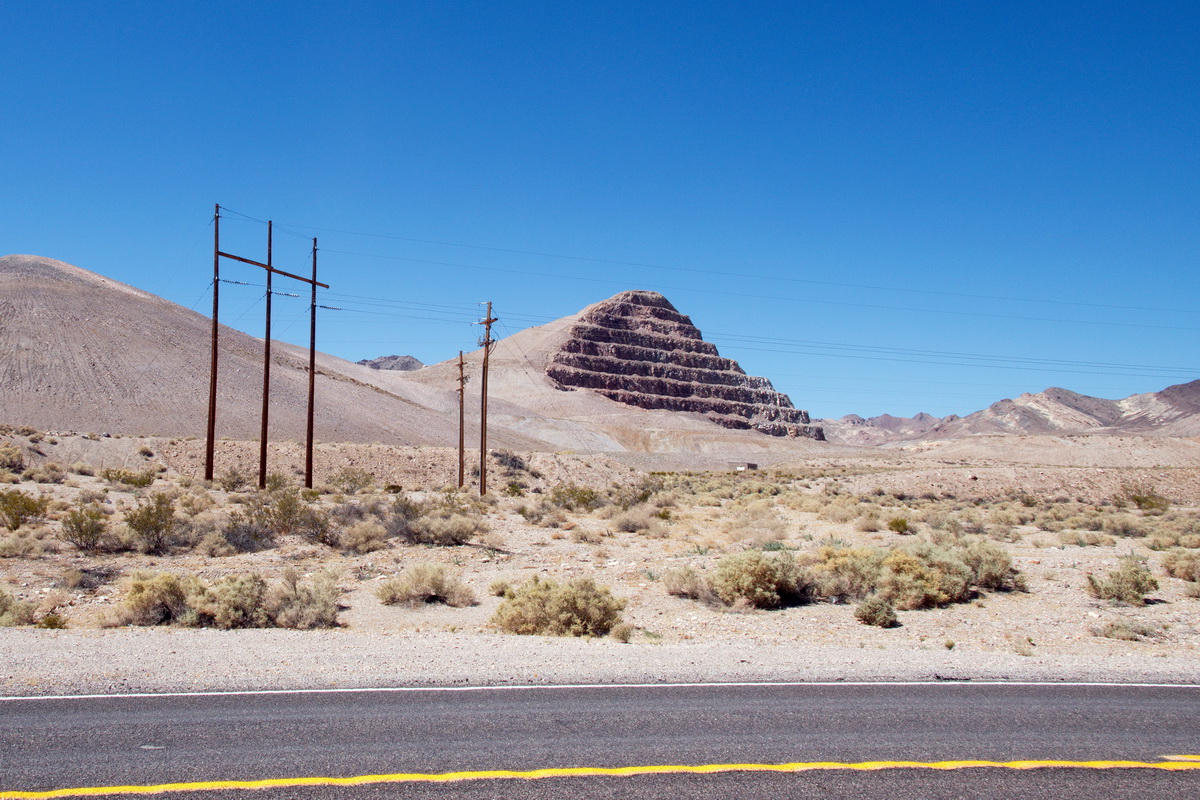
[122,572,202,625]
[855,595,899,628]
[35,613,68,629]
[124,493,178,554]
[0,585,35,626]
[60,502,109,551]
[708,551,810,609]
[0,489,50,531]
[887,517,912,534]
[200,574,271,628]
[376,563,476,607]
[492,576,625,637]
[1086,557,1158,605]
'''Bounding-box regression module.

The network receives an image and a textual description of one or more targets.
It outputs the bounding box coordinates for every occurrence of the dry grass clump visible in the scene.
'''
[0,585,35,626]
[338,520,389,553]
[376,563,476,607]
[1058,531,1116,548]
[116,568,340,629]
[518,500,568,528]
[22,462,65,484]
[1093,620,1160,641]
[330,467,374,495]
[100,468,156,488]
[492,576,625,637]
[0,443,25,472]
[0,527,52,558]
[1161,549,1200,583]
[661,564,718,605]
[720,500,787,547]
[1086,557,1158,605]
[386,494,488,546]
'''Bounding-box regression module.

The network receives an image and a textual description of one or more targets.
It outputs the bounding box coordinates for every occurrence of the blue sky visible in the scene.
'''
[3,2,1198,419]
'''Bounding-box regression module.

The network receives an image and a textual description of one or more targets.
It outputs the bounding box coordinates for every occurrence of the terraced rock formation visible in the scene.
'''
[545,291,824,439]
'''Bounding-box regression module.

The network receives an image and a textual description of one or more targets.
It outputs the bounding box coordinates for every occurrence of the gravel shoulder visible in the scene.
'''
[3,627,1197,697]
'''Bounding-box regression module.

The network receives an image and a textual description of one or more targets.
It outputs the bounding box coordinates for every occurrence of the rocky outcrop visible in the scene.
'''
[357,355,424,371]
[546,291,823,439]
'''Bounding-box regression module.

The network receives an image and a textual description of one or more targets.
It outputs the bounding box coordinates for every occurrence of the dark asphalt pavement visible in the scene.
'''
[2,682,1198,799]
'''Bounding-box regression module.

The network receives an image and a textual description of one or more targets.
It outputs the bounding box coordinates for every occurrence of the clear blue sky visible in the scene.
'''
[4,2,1197,419]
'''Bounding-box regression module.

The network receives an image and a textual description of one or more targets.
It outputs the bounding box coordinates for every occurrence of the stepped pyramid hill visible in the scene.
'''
[545,291,823,439]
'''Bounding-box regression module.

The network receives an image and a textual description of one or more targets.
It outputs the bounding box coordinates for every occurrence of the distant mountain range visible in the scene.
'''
[818,381,1200,445]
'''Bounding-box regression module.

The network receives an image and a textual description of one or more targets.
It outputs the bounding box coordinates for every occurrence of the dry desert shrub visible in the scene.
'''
[339,520,389,553]
[376,563,476,608]
[518,500,568,528]
[0,585,35,626]
[1102,514,1147,538]
[330,467,374,495]
[491,576,625,637]
[708,550,810,609]
[720,500,787,547]
[1086,557,1158,605]
[0,443,24,472]
[0,489,49,531]
[385,494,488,546]
[100,468,155,488]
[854,595,899,628]
[661,564,718,605]
[1122,483,1170,515]
[1161,549,1200,583]
[266,569,341,629]
[807,545,886,602]
[22,462,65,484]
[1058,530,1116,548]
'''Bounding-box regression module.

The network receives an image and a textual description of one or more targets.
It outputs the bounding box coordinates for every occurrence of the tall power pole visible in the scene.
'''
[457,351,466,488]
[477,302,497,495]
[205,204,220,481]
[258,221,273,490]
[304,238,318,489]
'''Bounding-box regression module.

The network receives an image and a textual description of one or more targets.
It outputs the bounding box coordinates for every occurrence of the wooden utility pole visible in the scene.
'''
[304,238,318,489]
[205,204,220,482]
[456,351,466,488]
[258,221,273,489]
[205,207,329,488]
[477,302,497,495]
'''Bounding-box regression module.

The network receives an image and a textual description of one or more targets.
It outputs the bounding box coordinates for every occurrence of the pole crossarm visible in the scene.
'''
[217,251,329,288]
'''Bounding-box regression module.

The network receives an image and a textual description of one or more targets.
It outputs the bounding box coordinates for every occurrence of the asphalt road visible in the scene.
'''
[2,682,1198,799]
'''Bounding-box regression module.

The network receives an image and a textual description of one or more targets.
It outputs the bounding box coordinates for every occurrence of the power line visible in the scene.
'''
[274,219,1196,316]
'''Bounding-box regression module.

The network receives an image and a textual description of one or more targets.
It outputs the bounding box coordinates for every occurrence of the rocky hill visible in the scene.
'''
[544,291,823,439]
[819,381,1200,444]
[356,355,424,371]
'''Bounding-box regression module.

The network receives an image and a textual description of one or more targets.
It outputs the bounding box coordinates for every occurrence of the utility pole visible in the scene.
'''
[477,302,497,495]
[457,351,465,488]
[258,221,273,490]
[205,204,220,482]
[206,207,328,488]
[304,238,318,489]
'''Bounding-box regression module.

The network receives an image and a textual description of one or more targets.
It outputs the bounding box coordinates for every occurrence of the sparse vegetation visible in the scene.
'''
[0,585,35,626]
[1086,557,1159,605]
[854,595,898,628]
[0,489,50,531]
[492,576,625,637]
[59,502,109,551]
[376,563,476,607]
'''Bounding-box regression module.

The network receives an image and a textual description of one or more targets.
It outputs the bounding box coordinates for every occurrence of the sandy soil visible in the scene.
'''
[2,432,1198,696]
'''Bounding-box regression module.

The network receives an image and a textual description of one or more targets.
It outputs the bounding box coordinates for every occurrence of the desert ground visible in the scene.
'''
[1,426,1198,695]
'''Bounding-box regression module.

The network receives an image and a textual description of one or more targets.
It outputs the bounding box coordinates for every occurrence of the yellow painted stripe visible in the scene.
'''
[4,759,1199,799]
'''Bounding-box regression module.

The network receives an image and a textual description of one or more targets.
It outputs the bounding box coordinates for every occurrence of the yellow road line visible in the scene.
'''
[4,758,1199,798]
